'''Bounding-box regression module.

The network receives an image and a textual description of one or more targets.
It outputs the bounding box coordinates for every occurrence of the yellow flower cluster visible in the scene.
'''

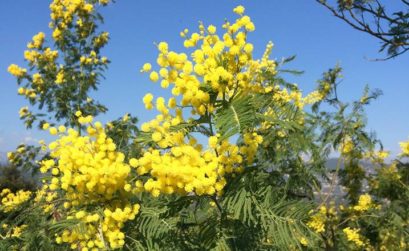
[307,206,327,234]
[56,204,140,250]
[6,145,28,165]
[41,119,132,201]
[55,68,65,84]
[80,50,106,65]
[0,189,32,213]
[27,32,45,49]
[22,32,51,71]
[7,64,27,78]
[137,6,323,198]
[40,118,139,249]
[32,73,44,85]
[365,150,390,163]
[23,33,59,68]
[377,163,402,182]
[340,137,354,154]
[18,106,29,118]
[33,184,58,213]
[17,86,38,100]
[271,87,325,110]
[307,204,337,234]
[299,237,309,246]
[1,224,28,238]
[137,107,264,197]
[9,33,60,102]
[136,142,225,197]
[241,132,263,165]
[94,32,110,48]
[353,194,372,212]
[49,0,106,39]
[375,150,390,160]
[303,90,326,105]
[141,6,275,116]
[343,227,364,247]
[399,139,409,155]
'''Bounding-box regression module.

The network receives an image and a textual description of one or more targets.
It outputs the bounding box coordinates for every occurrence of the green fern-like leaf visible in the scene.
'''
[214,93,257,140]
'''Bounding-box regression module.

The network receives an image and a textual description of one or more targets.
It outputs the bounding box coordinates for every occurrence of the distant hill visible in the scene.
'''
[325,158,376,172]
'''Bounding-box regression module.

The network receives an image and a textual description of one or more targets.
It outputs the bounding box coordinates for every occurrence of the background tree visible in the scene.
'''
[8,0,111,129]
[5,0,116,189]
[0,165,36,192]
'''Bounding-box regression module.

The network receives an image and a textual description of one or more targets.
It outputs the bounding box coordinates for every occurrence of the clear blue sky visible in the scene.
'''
[0,1,408,159]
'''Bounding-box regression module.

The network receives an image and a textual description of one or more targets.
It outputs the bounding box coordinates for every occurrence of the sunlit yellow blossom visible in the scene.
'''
[58,125,66,133]
[399,139,409,155]
[3,224,28,238]
[42,121,140,249]
[207,25,216,34]
[158,42,168,53]
[307,211,326,233]
[340,137,354,154]
[52,28,62,40]
[24,50,40,62]
[233,5,245,15]
[152,132,163,142]
[141,63,152,72]
[300,237,308,246]
[27,32,45,49]
[122,113,129,122]
[306,205,337,234]
[129,158,139,167]
[49,127,58,135]
[353,194,372,212]
[343,227,364,247]
[208,136,218,148]
[143,93,154,110]
[376,150,390,159]
[0,189,32,212]
[78,115,93,124]
[32,73,44,85]
[136,5,319,199]
[55,69,65,84]
[42,123,50,130]
[149,71,159,82]
[17,87,26,95]
[83,3,93,13]
[19,106,29,118]
[8,64,27,77]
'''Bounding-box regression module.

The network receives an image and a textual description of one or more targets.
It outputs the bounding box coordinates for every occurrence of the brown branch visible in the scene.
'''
[365,46,409,61]
[316,0,409,59]
[353,1,399,25]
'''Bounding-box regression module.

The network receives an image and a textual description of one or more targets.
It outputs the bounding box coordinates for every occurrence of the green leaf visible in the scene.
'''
[214,93,257,140]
